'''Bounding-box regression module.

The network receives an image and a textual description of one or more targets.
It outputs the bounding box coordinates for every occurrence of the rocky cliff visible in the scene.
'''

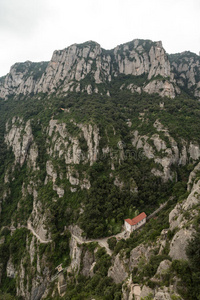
[0,38,200,300]
[169,51,200,98]
[1,39,200,100]
[1,111,200,299]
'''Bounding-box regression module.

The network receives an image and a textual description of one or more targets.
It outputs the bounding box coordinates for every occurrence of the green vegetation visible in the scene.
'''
[58,248,121,300]
[121,211,200,300]
[0,228,31,297]
[59,276,122,300]
[0,81,198,239]
[15,61,48,81]
[169,51,200,64]
[0,292,21,300]
[39,231,71,270]
[0,63,200,298]
[169,52,200,97]
[107,237,117,250]
[133,254,171,283]
[185,228,200,299]
[169,258,200,300]
[112,198,175,258]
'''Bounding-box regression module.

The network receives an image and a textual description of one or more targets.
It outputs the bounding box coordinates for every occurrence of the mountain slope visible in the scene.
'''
[0,39,200,300]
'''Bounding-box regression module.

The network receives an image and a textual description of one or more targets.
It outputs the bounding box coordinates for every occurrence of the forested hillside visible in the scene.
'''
[0,39,200,300]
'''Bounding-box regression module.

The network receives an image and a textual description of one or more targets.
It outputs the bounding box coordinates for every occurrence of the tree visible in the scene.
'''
[186,230,200,268]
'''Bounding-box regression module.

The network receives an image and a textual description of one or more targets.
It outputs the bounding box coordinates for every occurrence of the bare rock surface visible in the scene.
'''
[169,228,193,260]
[0,39,186,99]
[108,253,128,283]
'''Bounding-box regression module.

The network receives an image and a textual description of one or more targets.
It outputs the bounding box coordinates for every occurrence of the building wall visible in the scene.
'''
[125,217,146,232]
[124,221,132,232]
[135,217,146,230]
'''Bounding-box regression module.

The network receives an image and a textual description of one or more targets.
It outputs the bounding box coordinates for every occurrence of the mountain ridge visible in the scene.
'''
[1,39,200,100]
[0,38,200,299]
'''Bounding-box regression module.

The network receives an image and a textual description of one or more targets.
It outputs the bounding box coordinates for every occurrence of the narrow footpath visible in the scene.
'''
[25,200,168,251]
[70,230,127,256]
[71,233,113,256]
[27,221,52,244]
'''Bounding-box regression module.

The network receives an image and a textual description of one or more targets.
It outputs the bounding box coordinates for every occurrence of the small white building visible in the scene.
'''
[124,212,147,232]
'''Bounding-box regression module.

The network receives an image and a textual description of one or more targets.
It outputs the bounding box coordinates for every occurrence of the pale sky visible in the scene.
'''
[0,0,200,77]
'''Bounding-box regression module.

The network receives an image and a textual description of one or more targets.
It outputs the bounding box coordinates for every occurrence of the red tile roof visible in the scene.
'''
[125,212,147,226]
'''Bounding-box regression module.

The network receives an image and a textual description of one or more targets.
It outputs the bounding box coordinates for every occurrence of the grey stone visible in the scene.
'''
[169,228,193,260]
[0,39,187,99]
[108,254,128,283]
[81,250,94,277]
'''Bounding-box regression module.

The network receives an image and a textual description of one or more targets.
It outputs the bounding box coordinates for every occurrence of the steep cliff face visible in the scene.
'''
[0,61,48,99]
[113,40,170,79]
[1,39,200,300]
[0,39,188,99]
[5,117,38,167]
[1,39,200,101]
[115,165,200,299]
[1,106,200,299]
[169,51,200,98]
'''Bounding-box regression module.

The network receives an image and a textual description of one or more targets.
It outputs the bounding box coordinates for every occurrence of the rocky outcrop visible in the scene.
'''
[17,258,48,300]
[154,287,182,300]
[114,40,171,79]
[154,260,172,279]
[1,40,199,100]
[67,233,95,278]
[132,129,177,181]
[122,266,183,300]
[129,243,155,273]
[169,228,193,260]
[45,160,57,183]
[108,253,128,283]
[47,119,100,172]
[0,39,184,99]
[132,120,200,181]
[169,170,200,261]
[47,119,82,164]
[68,236,82,273]
[129,244,147,272]
[0,61,48,99]
[28,187,51,243]
[16,259,30,299]
[169,178,200,230]
[170,51,200,99]
[81,250,95,277]
[122,276,154,300]
[78,123,100,165]
[188,142,200,160]
[6,257,16,278]
[143,79,178,98]
[58,272,67,296]
[44,160,65,197]
[187,162,200,191]
[5,118,36,166]
[1,40,200,300]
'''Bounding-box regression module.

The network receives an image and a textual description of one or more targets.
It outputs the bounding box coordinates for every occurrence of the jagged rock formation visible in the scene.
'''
[169,51,200,98]
[1,110,200,298]
[2,39,200,99]
[132,120,200,181]
[108,253,128,283]
[0,61,48,99]
[1,38,200,300]
[5,118,37,167]
[1,106,200,298]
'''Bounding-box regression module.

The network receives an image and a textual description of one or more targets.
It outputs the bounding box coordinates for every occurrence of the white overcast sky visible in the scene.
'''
[0,0,200,77]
